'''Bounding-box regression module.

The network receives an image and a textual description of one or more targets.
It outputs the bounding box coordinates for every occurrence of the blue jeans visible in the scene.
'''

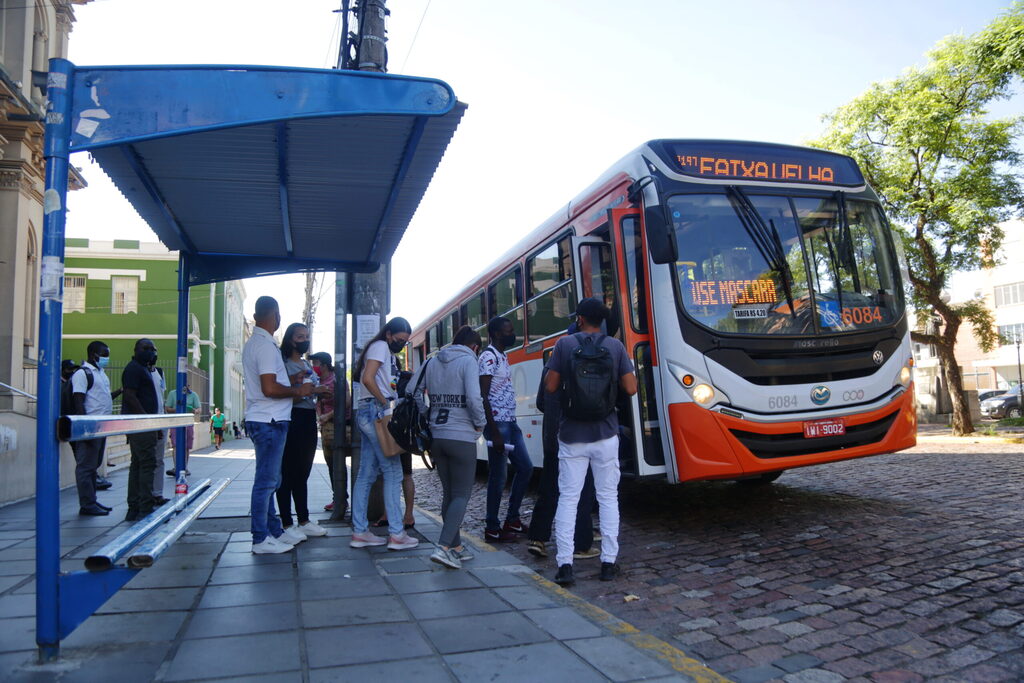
[247,420,289,543]
[352,401,405,536]
[486,421,534,530]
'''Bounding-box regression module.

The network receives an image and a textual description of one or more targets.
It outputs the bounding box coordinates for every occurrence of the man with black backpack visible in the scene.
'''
[544,298,637,586]
[66,341,116,516]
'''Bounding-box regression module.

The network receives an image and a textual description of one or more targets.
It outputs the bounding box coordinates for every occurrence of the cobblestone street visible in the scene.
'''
[412,440,1024,682]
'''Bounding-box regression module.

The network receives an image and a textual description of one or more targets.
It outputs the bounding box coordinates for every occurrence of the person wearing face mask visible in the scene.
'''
[121,338,163,521]
[349,317,419,551]
[308,352,342,514]
[242,297,317,554]
[274,323,328,542]
[412,326,487,569]
[70,341,117,516]
[479,316,534,543]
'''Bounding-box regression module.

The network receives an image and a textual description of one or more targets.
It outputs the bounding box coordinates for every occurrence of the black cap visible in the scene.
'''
[61,359,77,371]
[575,297,608,324]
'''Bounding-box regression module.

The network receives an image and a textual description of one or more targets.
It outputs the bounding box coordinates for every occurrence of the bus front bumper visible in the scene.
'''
[666,388,917,482]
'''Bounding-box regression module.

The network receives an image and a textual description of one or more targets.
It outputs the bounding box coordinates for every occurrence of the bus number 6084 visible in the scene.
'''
[768,395,798,410]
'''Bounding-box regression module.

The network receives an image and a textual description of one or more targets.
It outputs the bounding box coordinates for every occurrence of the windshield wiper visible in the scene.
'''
[727,187,796,318]
[835,192,862,294]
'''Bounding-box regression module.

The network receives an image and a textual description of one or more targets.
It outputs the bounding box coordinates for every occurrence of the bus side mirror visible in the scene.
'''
[646,204,677,264]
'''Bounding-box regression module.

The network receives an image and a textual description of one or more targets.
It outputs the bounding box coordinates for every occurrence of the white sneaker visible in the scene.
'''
[298,520,327,537]
[252,537,293,554]
[387,531,419,551]
[430,546,461,569]
[277,527,306,545]
[350,530,387,548]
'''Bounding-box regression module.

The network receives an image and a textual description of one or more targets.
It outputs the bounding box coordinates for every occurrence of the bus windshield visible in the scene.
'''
[670,192,901,336]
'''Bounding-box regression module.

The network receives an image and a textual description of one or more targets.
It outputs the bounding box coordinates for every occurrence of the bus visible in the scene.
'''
[406,140,917,484]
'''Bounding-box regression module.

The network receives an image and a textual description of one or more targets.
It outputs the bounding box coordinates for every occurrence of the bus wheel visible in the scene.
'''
[737,471,784,486]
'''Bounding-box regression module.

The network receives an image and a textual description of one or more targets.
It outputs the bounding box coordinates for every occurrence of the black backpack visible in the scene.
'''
[60,367,93,416]
[388,359,433,457]
[561,333,617,421]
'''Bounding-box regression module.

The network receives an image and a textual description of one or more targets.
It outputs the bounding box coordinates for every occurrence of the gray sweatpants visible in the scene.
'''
[431,438,478,548]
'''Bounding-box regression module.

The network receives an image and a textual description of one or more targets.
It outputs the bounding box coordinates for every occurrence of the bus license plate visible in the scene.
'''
[803,418,845,439]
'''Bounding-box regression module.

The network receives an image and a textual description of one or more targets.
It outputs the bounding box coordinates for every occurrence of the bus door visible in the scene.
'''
[607,208,667,480]
[571,224,666,479]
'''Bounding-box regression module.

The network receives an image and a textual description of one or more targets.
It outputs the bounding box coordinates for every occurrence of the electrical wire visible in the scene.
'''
[398,0,431,74]
[323,3,343,69]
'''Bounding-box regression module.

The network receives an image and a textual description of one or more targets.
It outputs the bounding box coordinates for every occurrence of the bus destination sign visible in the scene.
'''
[660,141,865,187]
[675,154,836,184]
[689,279,776,306]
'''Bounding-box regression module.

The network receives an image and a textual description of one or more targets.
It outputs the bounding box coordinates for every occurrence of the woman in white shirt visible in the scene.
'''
[349,317,419,550]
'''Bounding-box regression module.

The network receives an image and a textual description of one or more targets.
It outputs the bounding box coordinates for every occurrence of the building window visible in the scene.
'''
[111,276,138,314]
[994,282,1024,307]
[64,275,87,313]
[998,323,1024,346]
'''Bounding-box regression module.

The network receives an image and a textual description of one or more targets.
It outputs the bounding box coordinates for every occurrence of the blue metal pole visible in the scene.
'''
[36,58,75,662]
[174,253,189,476]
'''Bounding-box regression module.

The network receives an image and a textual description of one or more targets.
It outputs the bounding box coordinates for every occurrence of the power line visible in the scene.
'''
[398,0,431,74]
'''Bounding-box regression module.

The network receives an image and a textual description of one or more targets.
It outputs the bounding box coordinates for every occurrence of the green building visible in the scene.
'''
[62,239,247,426]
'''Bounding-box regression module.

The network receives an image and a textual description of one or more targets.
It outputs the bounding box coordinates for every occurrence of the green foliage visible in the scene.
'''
[810,5,1024,433]
[812,6,1024,328]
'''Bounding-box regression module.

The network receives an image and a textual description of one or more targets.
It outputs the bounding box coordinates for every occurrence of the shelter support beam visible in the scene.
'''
[330,272,350,521]
[36,57,74,663]
[174,253,190,478]
[276,122,294,256]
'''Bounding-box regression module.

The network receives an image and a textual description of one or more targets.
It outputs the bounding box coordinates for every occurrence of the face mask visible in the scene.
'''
[96,356,110,369]
[294,340,310,354]
[501,333,516,348]
[388,339,406,354]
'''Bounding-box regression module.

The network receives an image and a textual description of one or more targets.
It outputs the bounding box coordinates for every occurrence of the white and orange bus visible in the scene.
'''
[407,140,917,484]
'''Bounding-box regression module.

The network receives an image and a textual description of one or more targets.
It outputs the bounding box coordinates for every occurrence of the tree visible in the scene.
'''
[811,4,1024,435]
[302,272,330,333]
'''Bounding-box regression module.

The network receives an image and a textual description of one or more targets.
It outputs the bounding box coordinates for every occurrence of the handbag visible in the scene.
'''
[374,412,404,458]
[388,359,433,456]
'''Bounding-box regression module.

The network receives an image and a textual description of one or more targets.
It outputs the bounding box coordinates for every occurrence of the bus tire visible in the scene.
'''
[737,471,784,486]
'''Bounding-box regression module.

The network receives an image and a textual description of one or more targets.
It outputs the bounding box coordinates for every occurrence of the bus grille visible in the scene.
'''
[706,338,902,386]
[728,410,899,459]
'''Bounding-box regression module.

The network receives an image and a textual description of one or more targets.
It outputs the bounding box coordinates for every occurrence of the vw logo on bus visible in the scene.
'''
[810,385,831,405]
[872,350,884,365]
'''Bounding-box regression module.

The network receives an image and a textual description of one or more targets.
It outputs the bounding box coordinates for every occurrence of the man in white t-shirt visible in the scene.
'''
[242,296,316,554]
[70,341,116,516]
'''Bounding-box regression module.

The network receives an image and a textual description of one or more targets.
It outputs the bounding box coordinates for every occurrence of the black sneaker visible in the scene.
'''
[599,562,620,581]
[95,478,112,490]
[554,564,575,586]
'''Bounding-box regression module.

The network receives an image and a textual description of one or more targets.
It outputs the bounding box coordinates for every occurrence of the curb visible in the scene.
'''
[415,506,732,682]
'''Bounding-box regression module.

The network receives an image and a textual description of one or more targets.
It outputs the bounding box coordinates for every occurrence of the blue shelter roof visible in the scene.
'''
[68,65,465,284]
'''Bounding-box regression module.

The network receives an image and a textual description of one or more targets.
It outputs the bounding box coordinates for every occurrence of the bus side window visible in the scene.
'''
[578,233,623,339]
[463,290,487,338]
[620,215,648,334]
[487,265,525,349]
[526,234,575,343]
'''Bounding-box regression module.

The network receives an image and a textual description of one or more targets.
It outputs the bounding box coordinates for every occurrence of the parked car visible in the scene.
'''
[980,389,1022,419]
[977,389,1006,403]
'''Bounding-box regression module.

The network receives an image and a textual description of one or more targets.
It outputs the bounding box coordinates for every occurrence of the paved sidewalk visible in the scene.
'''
[0,440,724,682]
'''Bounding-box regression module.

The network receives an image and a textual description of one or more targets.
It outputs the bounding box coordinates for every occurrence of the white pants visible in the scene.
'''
[554,435,620,566]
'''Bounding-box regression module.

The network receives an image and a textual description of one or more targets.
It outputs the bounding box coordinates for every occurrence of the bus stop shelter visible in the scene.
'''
[37,59,465,659]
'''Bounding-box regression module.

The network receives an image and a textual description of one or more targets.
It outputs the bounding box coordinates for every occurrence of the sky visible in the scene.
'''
[63,0,1020,355]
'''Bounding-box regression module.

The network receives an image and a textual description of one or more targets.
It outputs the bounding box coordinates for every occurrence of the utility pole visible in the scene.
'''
[330,0,391,522]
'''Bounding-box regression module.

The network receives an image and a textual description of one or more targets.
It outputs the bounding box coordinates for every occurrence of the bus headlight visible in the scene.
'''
[899,366,911,386]
[692,384,715,404]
